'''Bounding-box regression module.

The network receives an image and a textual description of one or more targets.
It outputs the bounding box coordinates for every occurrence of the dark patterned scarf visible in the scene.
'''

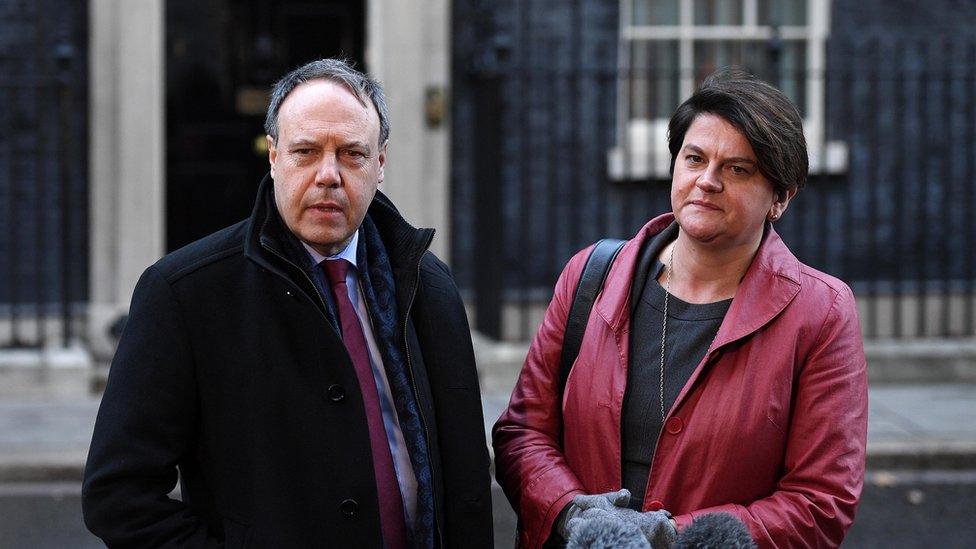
[355,215,436,548]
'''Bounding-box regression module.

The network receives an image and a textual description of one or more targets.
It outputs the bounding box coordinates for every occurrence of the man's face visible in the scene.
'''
[268,79,386,256]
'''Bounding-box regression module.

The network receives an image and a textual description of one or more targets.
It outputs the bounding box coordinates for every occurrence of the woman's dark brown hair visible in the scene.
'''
[667,67,808,195]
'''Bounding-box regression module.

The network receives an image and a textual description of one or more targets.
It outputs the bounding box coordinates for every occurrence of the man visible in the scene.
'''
[83,59,492,548]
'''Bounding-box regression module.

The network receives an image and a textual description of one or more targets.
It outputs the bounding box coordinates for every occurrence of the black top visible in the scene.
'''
[621,248,732,511]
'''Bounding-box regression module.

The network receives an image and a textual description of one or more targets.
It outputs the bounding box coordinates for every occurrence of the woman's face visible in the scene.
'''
[671,113,790,249]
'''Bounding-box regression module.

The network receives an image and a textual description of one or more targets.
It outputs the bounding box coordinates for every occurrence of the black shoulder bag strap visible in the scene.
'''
[557,238,626,396]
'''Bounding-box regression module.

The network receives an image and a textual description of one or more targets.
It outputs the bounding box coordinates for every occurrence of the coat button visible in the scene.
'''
[327,384,346,402]
[665,416,683,434]
[648,500,665,511]
[339,498,359,517]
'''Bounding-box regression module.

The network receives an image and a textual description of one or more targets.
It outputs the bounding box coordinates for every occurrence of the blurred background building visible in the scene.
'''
[2,0,974,356]
[452,0,976,345]
[0,0,452,372]
[0,0,974,546]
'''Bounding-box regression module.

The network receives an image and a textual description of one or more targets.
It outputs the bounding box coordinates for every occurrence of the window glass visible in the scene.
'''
[758,0,807,26]
[630,40,681,119]
[693,39,807,115]
[765,40,807,114]
[693,0,743,25]
[633,0,680,25]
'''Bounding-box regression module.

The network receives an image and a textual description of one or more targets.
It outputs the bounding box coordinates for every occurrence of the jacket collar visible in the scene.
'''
[597,212,802,416]
[365,189,435,277]
[596,212,802,351]
[243,174,434,278]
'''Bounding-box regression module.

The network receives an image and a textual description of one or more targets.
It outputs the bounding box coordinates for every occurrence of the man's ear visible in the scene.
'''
[267,135,277,178]
[377,139,388,185]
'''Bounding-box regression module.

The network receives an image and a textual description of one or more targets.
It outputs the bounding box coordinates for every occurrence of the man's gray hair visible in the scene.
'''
[264,58,390,146]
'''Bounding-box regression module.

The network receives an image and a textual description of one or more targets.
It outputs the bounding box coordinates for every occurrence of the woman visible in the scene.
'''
[493,68,867,548]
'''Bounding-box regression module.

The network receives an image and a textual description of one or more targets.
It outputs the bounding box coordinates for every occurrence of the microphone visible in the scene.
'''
[674,512,756,549]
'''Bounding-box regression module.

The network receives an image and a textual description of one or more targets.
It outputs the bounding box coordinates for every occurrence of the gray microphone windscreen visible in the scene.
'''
[674,512,756,549]
[566,513,651,549]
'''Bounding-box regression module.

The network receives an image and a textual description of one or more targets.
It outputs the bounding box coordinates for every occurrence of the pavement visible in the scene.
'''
[485,383,976,470]
[0,381,973,482]
[0,352,974,548]
[0,397,100,482]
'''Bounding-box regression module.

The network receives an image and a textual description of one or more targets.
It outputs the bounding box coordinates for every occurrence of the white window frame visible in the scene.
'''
[609,0,847,180]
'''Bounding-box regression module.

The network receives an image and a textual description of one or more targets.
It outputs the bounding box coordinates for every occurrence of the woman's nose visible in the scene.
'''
[695,168,723,193]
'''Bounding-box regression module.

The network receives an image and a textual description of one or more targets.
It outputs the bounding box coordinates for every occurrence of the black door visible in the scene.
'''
[166,0,365,252]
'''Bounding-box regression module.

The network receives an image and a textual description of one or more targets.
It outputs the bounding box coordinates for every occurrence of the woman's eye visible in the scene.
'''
[730,165,748,175]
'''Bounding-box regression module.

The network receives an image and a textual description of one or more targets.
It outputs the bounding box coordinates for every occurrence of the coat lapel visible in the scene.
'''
[591,213,803,418]
[594,214,676,333]
[668,224,801,415]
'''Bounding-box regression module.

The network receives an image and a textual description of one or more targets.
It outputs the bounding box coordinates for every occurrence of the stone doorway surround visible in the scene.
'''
[88,0,165,363]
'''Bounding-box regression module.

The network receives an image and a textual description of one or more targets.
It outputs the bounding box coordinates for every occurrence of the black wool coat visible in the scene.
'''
[82,178,493,548]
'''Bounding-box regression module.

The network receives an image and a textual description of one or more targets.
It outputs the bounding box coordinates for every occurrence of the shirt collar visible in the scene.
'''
[302,230,359,269]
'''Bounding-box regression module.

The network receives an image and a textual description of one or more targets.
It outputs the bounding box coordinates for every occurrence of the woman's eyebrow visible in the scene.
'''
[683,144,756,164]
[725,157,757,165]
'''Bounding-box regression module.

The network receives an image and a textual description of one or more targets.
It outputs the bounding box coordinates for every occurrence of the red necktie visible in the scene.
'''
[323,259,407,548]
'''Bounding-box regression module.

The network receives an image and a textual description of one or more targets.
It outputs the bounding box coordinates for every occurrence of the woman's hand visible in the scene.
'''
[563,490,677,547]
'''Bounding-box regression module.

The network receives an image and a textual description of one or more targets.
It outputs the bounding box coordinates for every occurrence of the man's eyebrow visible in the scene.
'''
[281,137,373,153]
[341,140,373,153]
[285,138,318,148]
[682,143,705,155]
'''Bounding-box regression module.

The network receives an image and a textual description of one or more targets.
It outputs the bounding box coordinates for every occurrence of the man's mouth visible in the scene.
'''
[308,202,343,214]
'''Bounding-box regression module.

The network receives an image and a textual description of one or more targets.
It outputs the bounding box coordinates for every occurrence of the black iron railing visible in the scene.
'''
[0,1,88,349]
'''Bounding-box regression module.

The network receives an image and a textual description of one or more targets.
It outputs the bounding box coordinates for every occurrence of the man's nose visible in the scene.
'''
[315,155,341,187]
[695,167,723,193]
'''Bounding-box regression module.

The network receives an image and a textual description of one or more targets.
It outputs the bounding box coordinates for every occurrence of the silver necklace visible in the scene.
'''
[659,242,675,424]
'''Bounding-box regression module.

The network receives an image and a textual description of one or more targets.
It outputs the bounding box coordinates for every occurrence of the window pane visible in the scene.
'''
[633,0,680,25]
[693,40,807,115]
[758,0,807,26]
[630,40,680,119]
[693,0,743,25]
[693,40,748,80]
[765,40,807,115]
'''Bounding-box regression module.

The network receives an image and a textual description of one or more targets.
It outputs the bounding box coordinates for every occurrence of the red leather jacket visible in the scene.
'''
[493,214,868,548]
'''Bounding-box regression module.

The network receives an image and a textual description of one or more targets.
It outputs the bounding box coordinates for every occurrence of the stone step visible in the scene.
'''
[0,347,94,399]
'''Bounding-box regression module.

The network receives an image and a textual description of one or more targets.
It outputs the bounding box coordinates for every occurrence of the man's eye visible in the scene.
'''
[686,155,703,164]
[344,150,366,158]
[293,149,312,156]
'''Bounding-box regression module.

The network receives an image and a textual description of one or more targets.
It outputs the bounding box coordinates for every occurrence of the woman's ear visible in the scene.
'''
[769,187,799,221]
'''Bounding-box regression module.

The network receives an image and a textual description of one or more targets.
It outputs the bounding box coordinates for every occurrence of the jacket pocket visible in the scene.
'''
[222,516,250,549]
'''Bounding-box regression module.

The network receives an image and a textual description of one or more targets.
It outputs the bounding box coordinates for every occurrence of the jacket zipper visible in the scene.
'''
[400,236,444,546]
